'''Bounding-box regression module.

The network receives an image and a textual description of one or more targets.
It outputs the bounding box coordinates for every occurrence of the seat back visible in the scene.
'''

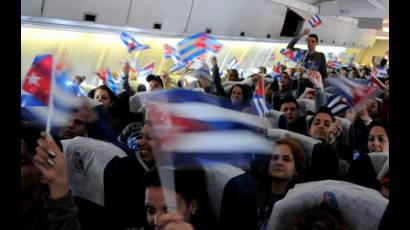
[297,99,315,117]
[199,159,244,220]
[62,137,128,206]
[268,180,389,230]
[264,110,286,129]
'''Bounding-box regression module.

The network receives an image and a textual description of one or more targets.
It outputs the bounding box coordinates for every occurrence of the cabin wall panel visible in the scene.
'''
[186,0,287,39]
[42,0,131,25]
[22,0,43,17]
[127,0,192,33]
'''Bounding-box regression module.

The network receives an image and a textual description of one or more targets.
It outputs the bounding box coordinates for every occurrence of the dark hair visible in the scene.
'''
[227,69,239,81]
[228,84,251,102]
[137,84,147,92]
[21,121,42,155]
[21,120,63,154]
[74,75,86,83]
[93,85,118,102]
[144,168,218,229]
[309,34,319,43]
[289,206,350,230]
[360,67,370,75]
[145,169,196,204]
[259,66,267,74]
[380,58,388,67]
[280,72,292,89]
[279,97,299,111]
[366,120,390,148]
[341,67,350,72]
[266,80,279,92]
[146,74,164,87]
[309,107,335,128]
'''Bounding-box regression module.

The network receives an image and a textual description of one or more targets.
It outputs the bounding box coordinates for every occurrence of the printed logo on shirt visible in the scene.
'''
[72,152,86,175]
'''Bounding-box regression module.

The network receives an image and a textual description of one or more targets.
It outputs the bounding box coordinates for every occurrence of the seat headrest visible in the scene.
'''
[264,110,285,129]
[297,99,315,117]
[268,180,389,230]
[266,128,320,166]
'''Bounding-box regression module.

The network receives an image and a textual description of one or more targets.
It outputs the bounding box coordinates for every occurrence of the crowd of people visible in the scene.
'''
[21,28,390,230]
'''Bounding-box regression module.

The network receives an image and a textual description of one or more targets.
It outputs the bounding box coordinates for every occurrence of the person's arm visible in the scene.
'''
[211,56,227,97]
[34,134,83,230]
[307,70,326,112]
[121,62,136,96]
[287,28,310,49]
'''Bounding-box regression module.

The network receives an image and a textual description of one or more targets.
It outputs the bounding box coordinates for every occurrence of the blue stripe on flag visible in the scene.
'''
[181,49,207,63]
[177,32,206,47]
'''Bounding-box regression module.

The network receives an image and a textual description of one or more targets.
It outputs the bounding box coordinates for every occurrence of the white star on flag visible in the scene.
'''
[28,73,41,86]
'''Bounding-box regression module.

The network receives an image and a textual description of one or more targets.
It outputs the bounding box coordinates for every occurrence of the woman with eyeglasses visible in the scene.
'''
[345,121,390,198]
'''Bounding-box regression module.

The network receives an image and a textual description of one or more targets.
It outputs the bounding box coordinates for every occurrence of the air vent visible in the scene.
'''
[205,28,212,33]
[320,39,323,43]
[83,13,97,22]
[266,34,271,38]
[153,23,162,30]
[240,31,245,36]
[343,42,346,45]
[332,41,335,44]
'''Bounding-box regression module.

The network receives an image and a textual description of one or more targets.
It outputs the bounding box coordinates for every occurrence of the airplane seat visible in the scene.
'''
[197,159,244,220]
[267,180,389,230]
[297,99,315,117]
[266,128,320,167]
[61,137,129,229]
[264,110,288,129]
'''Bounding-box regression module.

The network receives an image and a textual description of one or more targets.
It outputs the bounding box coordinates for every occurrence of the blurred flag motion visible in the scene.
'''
[21,54,85,128]
[177,32,222,64]
[142,89,274,167]
[119,32,150,53]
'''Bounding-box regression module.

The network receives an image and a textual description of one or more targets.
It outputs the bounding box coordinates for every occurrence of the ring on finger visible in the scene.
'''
[47,158,55,166]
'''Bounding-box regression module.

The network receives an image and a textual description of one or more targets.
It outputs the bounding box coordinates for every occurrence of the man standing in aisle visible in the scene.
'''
[287,28,327,79]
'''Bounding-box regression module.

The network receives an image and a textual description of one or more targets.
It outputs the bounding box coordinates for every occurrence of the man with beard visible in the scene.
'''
[219,138,307,230]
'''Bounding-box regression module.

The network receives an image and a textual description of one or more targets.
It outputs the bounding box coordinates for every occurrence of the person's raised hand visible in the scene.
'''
[159,212,194,230]
[34,133,69,199]
[326,121,342,145]
[302,28,311,36]
[122,61,131,75]
[307,70,323,88]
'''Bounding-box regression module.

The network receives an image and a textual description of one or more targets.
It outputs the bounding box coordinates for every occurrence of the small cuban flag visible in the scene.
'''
[308,14,322,28]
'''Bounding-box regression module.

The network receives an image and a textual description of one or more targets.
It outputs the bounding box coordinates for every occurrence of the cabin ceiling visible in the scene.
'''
[297,0,388,18]
[295,0,388,37]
